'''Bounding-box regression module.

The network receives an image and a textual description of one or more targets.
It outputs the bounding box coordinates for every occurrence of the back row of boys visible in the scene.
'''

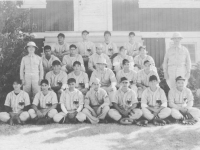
[0,31,199,126]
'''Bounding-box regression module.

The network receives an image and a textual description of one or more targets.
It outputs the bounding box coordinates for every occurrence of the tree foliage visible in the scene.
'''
[0,1,34,108]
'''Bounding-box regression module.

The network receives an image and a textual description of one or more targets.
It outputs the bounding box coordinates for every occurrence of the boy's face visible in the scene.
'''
[120,48,127,55]
[93,82,100,91]
[176,80,185,89]
[58,36,64,43]
[104,34,111,41]
[68,82,76,89]
[41,83,49,91]
[73,64,81,71]
[82,33,88,40]
[149,80,158,88]
[140,48,147,55]
[97,63,105,70]
[96,47,103,55]
[144,62,151,70]
[123,62,130,70]
[27,46,35,54]
[129,34,135,41]
[121,81,129,88]
[53,65,61,73]
[44,49,51,57]
[13,82,21,90]
[70,47,77,55]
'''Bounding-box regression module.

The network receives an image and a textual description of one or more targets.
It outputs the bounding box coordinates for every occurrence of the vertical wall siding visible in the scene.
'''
[113,0,200,31]
[143,38,166,68]
[30,0,74,32]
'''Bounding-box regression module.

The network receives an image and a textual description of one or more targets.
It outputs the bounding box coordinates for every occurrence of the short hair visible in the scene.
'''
[121,77,129,83]
[139,46,146,51]
[52,60,61,66]
[67,78,76,84]
[149,75,158,82]
[104,31,111,36]
[44,45,51,51]
[129,32,135,36]
[70,44,77,49]
[119,46,125,51]
[73,61,81,66]
[40,79,49,85]
[144,60,150,65]
[57,33,65,38]
[13,79,22,85]
[176,76,185,82]
[122,59,129,65]
[82,30,89,34]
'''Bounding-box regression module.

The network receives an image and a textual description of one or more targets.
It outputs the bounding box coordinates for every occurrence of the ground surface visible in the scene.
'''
[0,122,200,150]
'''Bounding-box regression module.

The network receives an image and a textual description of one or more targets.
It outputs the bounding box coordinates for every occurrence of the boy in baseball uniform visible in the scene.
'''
[68,61,89,95]
[62,44,85,73]
[88,43,112,72]
[90,57,117,104]
[82,78,110,124]
[116,59,137,94]
[45,60,68,99]
[0,79,30,125]
[108,77,142,124]
[134,46,156,72]
[28,79,58,124]
[42,45,60,76]
[169,76,200,125]
[113,46,134,73]
[140,75,171,126]
[51,33,70,61]
[53,78,86,123]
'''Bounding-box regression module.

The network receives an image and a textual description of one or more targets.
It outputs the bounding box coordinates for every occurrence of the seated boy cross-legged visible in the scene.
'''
[28,79,58,125]
[169,76,200,125]
[82,78,110,124]
[140,75,171,126]
[0,79,31,125]
[53,78,86,124]
[108,77,143,125]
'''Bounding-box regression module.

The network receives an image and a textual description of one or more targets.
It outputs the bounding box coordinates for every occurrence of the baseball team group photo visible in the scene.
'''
[1,0,200,150]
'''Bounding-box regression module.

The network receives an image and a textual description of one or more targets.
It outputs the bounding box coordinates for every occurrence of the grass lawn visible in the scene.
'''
[0,122,200,150]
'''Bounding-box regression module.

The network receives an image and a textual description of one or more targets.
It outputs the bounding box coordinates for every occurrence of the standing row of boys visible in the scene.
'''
[0,31,199,126]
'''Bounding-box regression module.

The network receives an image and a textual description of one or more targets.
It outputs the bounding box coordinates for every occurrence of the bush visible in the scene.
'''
[0,1,34,110]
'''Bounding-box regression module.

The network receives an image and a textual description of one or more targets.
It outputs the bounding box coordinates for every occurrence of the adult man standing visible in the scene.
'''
[141,75,171,126]
[77,30,95,72]
[20,41,43,99]
[88,43,112,72]
[42,45,60,76]
[90,57,117,104]
[102,31,118,58]
[52,33,70,61]
[169,76,200,125]
[124,32,141,58]
[163,32,191,89]
[82,78,110,124]
[108,77,142,124]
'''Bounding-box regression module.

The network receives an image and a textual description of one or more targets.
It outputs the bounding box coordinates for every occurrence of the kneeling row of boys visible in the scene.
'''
[0,75,199,126]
